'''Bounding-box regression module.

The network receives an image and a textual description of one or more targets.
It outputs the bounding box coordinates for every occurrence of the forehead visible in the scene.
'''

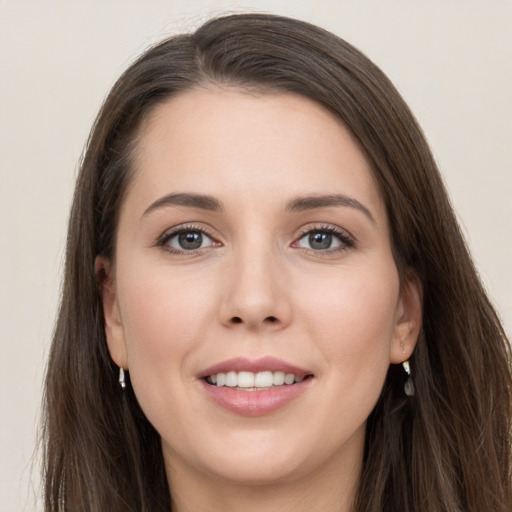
[125,88,385,221]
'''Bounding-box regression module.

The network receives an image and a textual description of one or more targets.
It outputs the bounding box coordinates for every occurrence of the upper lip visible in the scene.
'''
[198,356,312,379]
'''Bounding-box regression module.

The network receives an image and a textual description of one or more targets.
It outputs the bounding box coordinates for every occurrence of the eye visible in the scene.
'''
[159,227,217,253]
[294,226,354,252]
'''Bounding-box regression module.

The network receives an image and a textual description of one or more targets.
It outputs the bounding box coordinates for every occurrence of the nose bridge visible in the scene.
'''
[220,229,291,330]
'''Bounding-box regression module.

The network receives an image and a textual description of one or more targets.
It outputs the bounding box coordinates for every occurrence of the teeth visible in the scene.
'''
[237,371,255,388]
[254,371,273,387]
[284,373,295,385]
[273,371,285,385]
[225,371,237,387]
[207,370,308,388]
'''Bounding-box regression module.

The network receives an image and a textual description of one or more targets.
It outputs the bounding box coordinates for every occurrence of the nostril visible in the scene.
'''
[229,316,278,324]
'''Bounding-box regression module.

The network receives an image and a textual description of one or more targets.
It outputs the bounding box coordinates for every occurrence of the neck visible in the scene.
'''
[165,444,362,512]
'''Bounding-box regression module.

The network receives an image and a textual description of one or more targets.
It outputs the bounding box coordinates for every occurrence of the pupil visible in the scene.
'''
[178,231,202,250]
[309,232,331,250]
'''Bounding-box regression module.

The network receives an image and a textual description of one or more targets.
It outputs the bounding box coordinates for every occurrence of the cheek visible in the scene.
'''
[116,265,216,381]
[300,263,399,376]
[114,264,222,435]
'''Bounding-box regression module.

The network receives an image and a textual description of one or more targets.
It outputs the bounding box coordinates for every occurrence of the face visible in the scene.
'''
[100,89,421,491]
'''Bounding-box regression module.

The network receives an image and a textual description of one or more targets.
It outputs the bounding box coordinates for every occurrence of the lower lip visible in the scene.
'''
[200,379,312,416]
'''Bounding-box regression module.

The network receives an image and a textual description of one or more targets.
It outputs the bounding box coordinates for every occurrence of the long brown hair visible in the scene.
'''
[42,13,512,511]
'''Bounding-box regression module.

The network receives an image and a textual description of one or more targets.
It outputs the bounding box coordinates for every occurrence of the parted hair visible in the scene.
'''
[42,13,512,512]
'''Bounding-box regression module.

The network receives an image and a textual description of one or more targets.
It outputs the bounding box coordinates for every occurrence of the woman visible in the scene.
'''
[42,13,512,512]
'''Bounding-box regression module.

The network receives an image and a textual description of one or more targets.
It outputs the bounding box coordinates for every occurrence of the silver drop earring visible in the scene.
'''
[402,360,415,396]
[119,367,126,389]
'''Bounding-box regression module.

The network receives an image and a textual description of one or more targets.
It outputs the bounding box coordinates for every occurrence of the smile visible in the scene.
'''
[199,357,314,416]
[206,370,307,389]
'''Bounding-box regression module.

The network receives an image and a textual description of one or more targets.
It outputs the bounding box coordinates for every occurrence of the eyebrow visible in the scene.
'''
[142,191,375,224]
[143,193,223,217]
[286,194,376,223]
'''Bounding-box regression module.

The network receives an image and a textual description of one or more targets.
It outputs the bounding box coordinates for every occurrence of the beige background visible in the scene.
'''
[1,1,510,510]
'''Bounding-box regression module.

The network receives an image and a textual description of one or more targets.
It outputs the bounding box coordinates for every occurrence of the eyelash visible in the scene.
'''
[156,224,218,255]
[156,223,355,255]
[294,224,355,254]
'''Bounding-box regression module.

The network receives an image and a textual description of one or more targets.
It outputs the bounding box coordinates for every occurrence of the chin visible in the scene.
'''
[202,453,310,486]
[163,426,315,486]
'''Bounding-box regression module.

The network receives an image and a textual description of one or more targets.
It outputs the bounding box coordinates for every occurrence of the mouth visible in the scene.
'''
[198,357,314,416]
[204,370,313,390]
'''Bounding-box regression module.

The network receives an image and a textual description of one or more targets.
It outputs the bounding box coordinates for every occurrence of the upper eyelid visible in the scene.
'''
[295,223,355,241]
[157,223,218,243]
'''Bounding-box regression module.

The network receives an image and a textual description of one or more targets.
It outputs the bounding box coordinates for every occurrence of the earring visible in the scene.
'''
[119,367,126,389]
[402,360,415,396]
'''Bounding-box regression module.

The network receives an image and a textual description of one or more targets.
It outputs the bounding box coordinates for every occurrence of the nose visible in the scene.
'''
[218,243,293,332]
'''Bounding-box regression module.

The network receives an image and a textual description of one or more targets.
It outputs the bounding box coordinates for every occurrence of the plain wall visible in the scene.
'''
[1,1,510,510]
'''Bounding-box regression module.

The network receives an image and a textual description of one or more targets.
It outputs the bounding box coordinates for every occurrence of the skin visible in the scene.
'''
[99,88,422,512]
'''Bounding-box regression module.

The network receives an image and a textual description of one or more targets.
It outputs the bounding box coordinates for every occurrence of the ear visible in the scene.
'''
[95,256,128,369]
[389,269,423,364]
